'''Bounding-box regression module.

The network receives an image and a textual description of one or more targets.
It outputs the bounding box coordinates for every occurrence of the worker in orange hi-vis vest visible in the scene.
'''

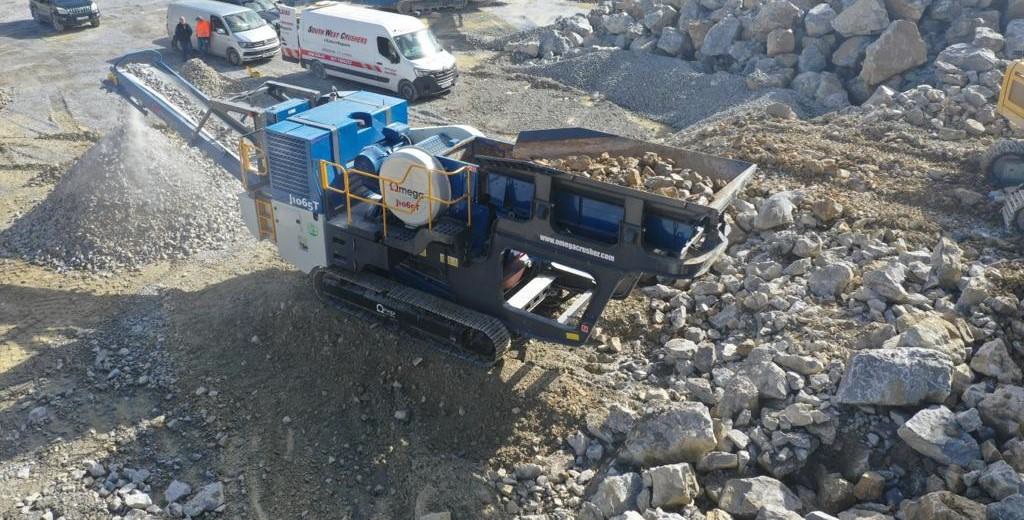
[195,16,211,57]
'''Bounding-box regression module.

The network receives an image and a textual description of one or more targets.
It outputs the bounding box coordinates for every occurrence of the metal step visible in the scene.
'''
[508,274,556,310]
[557,291,593,325]
[1002,189,1024,232]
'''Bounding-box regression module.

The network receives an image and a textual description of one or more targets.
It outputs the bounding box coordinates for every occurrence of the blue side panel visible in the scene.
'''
[266,119,332,214]
[643,213,696,254]
[553,191,622,244]
[266,98,310,124]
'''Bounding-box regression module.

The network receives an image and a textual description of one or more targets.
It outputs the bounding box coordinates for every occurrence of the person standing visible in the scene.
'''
[173,16,193,61]
[195,16,211,57]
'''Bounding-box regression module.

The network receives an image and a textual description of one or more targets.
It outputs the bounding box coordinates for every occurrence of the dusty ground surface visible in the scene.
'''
[3,1,1022,520]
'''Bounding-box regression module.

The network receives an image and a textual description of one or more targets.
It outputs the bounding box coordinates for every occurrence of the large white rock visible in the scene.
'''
[808,263,854,298]
[893,313,967,363]
[978,385,1024,438]
[971,339,1023,383]
[591,473,642,518]
[718,476,803,518]
[979,460,1024,500]
[937,43,998,72]
[657,26,690,56]
[835,348,952,406]
[619,402,716,467]
[831,0,889,37]
[751,0,804,38]
[860,20,927,86]
[1007,20,1024,59]
[165,480,192,504]
[643,463,700,508]
[897,406,981,466]
[862,263,911,303]
[754,193,795,231]
[701,15,742,56]
[183,482,225,518]
[804,3,836,36]
[929,237,962,289]
[883,0,932,21]
[604,12,636,35]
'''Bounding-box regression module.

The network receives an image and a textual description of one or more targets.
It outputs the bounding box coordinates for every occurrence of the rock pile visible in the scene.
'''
[537,152,725,203]
[487,173,1024,519]
[66,459,224,519]
[0,87,11,111]
[178,59,233,97]
[0,108,245,272]
[510,0,1024,138]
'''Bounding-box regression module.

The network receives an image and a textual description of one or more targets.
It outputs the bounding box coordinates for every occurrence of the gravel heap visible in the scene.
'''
[178,58,232,97]
[510,0,1024,139]
[0,87,11,111]
[537,152,724,204]
[517,49,811,128]
[0,108,245,272]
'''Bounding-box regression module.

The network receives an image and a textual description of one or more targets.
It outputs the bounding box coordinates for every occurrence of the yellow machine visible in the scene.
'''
[983,60,1024,231]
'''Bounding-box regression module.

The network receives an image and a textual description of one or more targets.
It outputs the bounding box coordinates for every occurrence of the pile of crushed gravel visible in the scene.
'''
[0,108,246,272]
[0,87,11,111]
[516,49,814,129]
[178,58,233,97]
[537,152,723,204]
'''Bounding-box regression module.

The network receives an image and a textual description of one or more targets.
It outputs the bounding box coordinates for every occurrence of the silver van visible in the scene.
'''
[166,0,279,65]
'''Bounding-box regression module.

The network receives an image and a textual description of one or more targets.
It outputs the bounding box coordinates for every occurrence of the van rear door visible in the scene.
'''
[279,5,300,62]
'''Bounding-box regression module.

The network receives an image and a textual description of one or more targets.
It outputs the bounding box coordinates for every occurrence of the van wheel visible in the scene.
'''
[398,80,418,102]
[31,8,43,23]
[310,60,327,80]
[227,48,242,66]
[91,17,100,27]
[51,16,63,32]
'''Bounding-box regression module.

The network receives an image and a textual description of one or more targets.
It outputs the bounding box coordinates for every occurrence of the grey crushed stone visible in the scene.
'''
[515,49,816,129]
[0,108,246,272]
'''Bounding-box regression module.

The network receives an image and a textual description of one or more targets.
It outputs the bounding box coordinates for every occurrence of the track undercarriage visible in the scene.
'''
[313,268,512,366]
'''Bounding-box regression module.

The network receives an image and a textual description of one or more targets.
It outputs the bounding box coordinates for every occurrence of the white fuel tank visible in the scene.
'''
[378,147,450,228]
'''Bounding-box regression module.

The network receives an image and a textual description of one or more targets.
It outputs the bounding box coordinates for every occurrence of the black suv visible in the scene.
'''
[30,0,100,31]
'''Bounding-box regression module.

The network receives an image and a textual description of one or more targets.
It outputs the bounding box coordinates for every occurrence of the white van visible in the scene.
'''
[279,2,457,101]
[167,0,280,65]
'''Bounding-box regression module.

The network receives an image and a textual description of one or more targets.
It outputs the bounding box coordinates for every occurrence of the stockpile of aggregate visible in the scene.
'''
[0,108,245,272]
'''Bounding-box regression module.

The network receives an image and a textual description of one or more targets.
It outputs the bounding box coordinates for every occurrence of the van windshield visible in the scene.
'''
[394,29,442,61]
[224,10,266,32]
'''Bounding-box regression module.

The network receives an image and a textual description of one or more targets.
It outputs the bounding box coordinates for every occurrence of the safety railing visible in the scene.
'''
[318,159,475,239]
[238,139,269,192]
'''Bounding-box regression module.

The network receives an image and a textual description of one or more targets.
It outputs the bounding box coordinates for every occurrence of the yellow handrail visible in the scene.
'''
[238,139,270,192]
[317,158,475,239]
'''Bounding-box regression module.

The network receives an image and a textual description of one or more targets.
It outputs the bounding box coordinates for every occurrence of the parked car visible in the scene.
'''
[166,0,280,66]
[30,0,100,31]
[213,0,280,32]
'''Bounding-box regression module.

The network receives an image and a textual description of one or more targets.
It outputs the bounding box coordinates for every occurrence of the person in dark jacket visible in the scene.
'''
[172,17,193,60]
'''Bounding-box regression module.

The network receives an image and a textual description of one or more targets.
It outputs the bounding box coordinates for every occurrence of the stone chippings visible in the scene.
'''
[507,0,1024,140]
[538,152,724,203]
[0,108,246,272]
